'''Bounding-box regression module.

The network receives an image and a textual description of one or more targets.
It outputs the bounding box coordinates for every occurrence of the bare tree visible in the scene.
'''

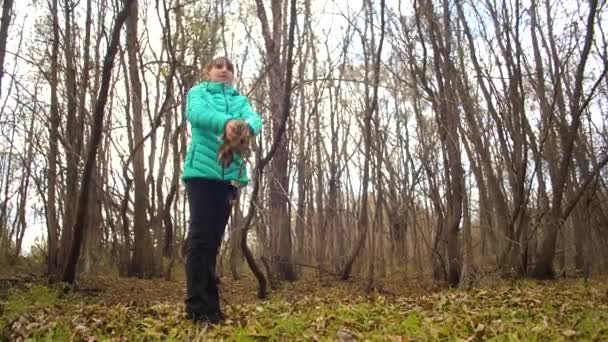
[46,0,61,278]
[293,2,312,275]
[0,0,14,98]
[341,0,386,281]
[62,0,136,285]
[254,0,297,281]
[534,0,601,279]
[240,0,298,296]
[13,104,37,257]
[127,0,154,278]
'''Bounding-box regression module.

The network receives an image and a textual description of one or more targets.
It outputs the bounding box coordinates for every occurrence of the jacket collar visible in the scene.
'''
[203,81,239,95]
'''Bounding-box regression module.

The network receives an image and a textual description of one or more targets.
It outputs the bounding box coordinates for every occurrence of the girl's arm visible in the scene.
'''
[186,85,230,134]
[237,96,262,135]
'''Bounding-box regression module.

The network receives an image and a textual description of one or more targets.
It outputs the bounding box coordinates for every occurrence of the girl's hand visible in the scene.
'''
[218,120,252,167]
[225,120,246,141]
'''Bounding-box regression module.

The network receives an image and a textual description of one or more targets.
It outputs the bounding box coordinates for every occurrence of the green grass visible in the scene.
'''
[1,277,607,341]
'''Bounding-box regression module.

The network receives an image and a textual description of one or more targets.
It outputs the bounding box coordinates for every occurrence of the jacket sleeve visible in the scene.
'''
[186,86,230,134]
[237,96,263,135]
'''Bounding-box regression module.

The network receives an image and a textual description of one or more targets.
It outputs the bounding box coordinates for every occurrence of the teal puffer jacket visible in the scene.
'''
[182,81,262,186]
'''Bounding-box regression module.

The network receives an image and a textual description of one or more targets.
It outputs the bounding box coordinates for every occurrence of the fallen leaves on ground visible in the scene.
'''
[2,275,607,341]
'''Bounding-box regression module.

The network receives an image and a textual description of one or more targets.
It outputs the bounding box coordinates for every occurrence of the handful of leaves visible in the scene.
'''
[218,120,252,168]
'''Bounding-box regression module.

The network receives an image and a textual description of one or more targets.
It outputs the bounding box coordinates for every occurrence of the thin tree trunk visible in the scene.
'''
[424,0,464,286]
[14,109,36,257]
[0,0,14,97]
[82,165,101,274]
[46,0,61,278]
[367,125,385,291]
[254,0,297,281]
[229,199,242,280]
[154,0,180,271]
[571,141,592,272]
[59,0,82,273]
[313,52,325,277]
[78,0,95,275]
[459,175,473,288]
[341,0,385,281]
[456,0,513,271]
[62,0,135,285]
[127,0,153,278]
[534,0,599,279]
[239,0,298,295]
[294,23,311,274]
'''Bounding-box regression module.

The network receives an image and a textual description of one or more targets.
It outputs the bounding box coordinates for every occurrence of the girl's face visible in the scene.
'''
[207,59,234,84]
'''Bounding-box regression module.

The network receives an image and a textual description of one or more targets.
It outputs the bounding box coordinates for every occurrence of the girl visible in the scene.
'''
[182,56,262,324]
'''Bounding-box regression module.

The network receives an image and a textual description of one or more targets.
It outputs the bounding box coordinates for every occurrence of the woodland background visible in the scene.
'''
[0,0,607,296]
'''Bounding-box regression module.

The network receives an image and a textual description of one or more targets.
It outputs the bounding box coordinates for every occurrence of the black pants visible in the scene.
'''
[184,178,236,317]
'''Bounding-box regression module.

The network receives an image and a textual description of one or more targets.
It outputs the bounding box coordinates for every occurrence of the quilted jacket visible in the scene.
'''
[182,81,262,185]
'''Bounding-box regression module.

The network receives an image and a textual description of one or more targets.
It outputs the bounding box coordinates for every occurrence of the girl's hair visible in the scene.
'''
[205,56,234,72]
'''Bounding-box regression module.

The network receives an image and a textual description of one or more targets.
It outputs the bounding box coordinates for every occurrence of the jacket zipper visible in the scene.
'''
[222,84,228,180]
[223,84,229,113]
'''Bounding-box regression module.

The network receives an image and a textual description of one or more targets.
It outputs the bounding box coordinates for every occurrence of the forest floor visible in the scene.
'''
[1,266,607,341]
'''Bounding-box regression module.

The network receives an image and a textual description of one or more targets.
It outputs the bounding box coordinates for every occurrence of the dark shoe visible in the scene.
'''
[206,311,224,324]
[186,311,224,325]
[185,312,202,321]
